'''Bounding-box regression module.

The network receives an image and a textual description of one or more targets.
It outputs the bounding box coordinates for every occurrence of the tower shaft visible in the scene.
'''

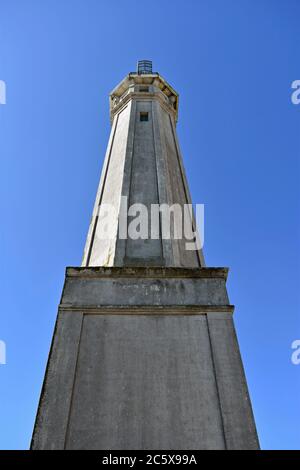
[82,72,203,268]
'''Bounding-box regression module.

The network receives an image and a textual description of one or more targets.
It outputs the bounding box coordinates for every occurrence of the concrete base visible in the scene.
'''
[31,267,259,450]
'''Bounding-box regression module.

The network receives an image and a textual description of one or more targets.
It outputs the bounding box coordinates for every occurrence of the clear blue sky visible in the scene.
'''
[0,0,299,450]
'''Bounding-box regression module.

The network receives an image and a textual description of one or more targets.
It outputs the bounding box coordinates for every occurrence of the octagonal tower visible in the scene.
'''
[31,62,259,450]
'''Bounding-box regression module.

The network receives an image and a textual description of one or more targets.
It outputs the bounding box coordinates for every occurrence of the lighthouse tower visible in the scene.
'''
[31,61,259,450]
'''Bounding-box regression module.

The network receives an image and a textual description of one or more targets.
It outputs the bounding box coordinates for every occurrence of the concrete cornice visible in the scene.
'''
[58,304,235,314]
[109,72,179,122]
[110,73,178,99]
[65,266,229,280]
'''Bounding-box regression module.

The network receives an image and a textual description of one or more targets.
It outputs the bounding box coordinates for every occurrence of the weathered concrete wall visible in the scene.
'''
[61,267,229,308]
[87,103,131,267]
[125,100,163,263]
[66,314,225,450]
[31,267,259,450]
[159,104,200,267]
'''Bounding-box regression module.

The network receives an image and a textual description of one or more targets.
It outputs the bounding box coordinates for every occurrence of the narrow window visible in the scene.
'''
[140,86,149,92]
[140,112,149,122]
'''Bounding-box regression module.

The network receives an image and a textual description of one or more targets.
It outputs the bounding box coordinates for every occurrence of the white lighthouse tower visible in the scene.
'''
[31,61,259,450]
